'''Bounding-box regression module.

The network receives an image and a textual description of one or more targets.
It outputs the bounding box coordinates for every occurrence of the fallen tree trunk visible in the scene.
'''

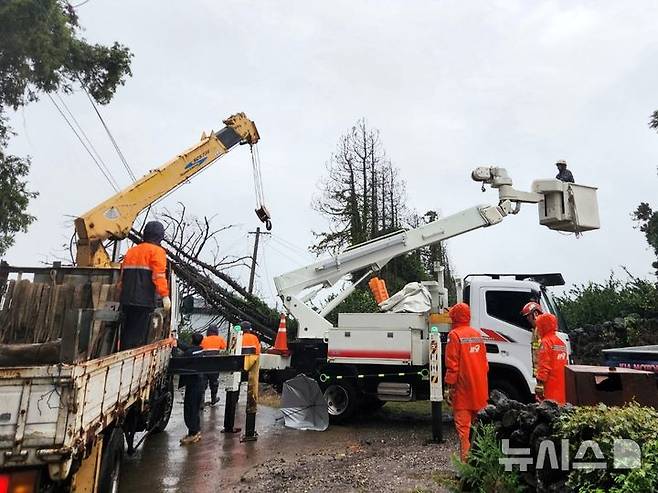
[0,340,62,366]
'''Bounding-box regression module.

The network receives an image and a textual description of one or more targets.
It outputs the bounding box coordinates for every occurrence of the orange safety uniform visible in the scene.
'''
[201,334,227,350]
[445,303,489,460]
[535,313,567,404]
[241,332,261,355]
[120,242,169,307]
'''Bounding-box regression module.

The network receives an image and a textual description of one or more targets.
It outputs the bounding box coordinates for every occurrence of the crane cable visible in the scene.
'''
[47,94,120,192]
[251,144,266,208]
[250,144,273,230]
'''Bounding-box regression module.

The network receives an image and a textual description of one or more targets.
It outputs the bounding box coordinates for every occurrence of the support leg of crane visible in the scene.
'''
[430,401,443,443]
[221,390,241,434]
[241,412,257,442]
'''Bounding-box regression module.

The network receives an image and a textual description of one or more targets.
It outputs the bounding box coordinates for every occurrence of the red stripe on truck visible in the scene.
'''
[480,328,511,342]
[328,349,411,359]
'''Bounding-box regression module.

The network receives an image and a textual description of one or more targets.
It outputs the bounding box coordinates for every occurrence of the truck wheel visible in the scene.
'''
[323,382,360,424]
[98,429,124,493]
[151,377,174,433]
[489,379,526,403]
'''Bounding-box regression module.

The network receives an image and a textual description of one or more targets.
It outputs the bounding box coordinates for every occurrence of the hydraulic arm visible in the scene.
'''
[75,113,268,267]
[274,167,599,340]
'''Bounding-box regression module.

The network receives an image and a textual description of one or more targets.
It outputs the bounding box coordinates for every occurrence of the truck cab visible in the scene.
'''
[462,273,570,401]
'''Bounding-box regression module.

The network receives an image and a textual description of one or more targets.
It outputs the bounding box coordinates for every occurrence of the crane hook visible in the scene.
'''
[255,206,272,231]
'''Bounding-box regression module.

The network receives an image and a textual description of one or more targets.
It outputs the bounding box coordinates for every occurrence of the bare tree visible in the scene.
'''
[311,118,407,254]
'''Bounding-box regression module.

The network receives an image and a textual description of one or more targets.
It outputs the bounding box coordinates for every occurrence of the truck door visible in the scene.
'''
[476,286,535,381]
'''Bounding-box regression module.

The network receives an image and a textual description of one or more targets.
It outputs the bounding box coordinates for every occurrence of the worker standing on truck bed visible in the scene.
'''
[521,301,544,379]
[179,332,205,445]
[119,221,171,350]
[535,313,567,404]
[444,303,489,461]
[201,325,227,405]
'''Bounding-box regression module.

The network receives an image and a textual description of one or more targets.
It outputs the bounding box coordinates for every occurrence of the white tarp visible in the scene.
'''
[378,282,431,313]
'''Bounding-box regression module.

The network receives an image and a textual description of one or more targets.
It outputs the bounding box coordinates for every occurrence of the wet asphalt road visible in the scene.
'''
[121,387,457,492]
[121,387,347,492]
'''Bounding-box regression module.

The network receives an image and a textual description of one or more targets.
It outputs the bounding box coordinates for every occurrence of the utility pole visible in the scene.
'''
[247,227,270,294]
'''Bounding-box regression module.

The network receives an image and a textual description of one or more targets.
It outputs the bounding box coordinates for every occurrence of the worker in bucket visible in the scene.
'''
[240,321,261,355]
[521,301,544,378]
[555,160,575,183]
[444,303,489,461]
[119,220,171,350]
[179,332,205,445]
[201,325,227,405]
[535,313,567,404]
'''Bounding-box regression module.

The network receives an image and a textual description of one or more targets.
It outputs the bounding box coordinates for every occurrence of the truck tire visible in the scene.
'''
[98,428,124,493]
[489,379,526,403]
[151,377,174,433]
[323,382,360,424]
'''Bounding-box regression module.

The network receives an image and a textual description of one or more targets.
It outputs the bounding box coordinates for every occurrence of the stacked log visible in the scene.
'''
[475,390,573,492]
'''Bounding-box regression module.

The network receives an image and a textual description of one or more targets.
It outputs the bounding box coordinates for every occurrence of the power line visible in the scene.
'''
[47,94,119,192]
[80,83,137,182]
[71,0,93,7]
[55,94,121,190]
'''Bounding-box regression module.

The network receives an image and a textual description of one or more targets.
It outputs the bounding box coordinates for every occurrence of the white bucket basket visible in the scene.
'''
[532,180,600,233]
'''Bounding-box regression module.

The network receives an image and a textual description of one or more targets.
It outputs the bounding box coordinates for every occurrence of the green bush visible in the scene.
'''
[557,403,658,492]
[451,423,523,493]
[325,288,379,326]
[556,275,658,329]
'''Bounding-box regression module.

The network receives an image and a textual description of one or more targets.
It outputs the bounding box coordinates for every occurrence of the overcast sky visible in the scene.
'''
[5,0,658,306]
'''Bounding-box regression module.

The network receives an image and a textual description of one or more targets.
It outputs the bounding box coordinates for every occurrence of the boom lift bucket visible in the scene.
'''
[532,180,600,233]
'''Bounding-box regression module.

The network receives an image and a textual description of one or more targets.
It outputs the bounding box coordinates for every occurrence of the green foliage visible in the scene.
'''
[557,403,658,492]
[633,202,658,276]
[0,127,37,255]
[450,423,523,493]
[0,0,132,109]
[0,0,132,254]
[650,110,658,132]
[325,288,379,326]
[556,275,658,329]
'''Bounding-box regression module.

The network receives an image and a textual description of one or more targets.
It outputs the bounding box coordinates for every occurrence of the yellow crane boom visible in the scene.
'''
[75,112,265,267]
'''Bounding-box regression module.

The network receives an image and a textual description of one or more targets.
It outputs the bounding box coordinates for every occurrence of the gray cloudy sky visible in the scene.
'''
[6,0,658,305]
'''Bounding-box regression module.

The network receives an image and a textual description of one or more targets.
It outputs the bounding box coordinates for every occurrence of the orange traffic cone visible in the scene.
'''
[268,313,290,355]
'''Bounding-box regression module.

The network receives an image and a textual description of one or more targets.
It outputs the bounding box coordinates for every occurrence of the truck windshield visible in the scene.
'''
[541,287,568,333]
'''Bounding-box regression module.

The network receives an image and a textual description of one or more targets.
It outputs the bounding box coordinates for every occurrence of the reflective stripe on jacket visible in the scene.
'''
[445,324,489,411]
[201,335,227,350]
[120,242,169,308]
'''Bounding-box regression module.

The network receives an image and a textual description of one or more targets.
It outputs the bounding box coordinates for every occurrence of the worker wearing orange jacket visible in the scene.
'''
[535,313,567,404]
[201,325,227,405]
[444,303,489,461]
[240,321,261,355]
[119,221,170,350]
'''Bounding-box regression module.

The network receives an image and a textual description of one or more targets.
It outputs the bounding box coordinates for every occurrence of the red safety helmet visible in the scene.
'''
[520,301,543,317]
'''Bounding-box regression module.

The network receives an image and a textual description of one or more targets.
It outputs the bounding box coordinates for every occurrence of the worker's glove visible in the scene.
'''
[534,383,545,401]
[162,296,172,311]
[444,385,453,406]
